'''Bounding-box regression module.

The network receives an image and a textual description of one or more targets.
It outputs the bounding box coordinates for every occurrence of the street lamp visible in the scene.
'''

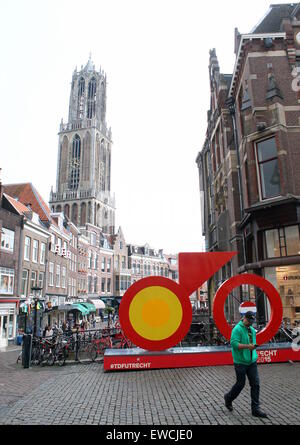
[31,286,43,337]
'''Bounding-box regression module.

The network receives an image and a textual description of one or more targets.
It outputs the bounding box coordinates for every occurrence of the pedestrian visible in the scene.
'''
[224,311,268,418]
[100,310,104,323]
[92,317,96,329]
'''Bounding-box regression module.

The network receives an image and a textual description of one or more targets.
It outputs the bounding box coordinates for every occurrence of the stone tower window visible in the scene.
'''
[87,77,97,119]
[77,77,85,119]
[69,134,81,190]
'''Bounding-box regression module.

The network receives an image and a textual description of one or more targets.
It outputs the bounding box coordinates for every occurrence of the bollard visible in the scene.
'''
[23,334,32,369]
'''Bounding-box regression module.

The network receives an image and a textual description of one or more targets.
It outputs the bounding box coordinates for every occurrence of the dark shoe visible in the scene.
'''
[224,394,233,411]
[252,410,268,418]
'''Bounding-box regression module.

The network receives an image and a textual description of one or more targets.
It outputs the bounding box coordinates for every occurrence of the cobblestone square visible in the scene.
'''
[0,347,299,426]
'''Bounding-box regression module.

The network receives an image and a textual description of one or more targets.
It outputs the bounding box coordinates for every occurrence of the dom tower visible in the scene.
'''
[49,56,115,234]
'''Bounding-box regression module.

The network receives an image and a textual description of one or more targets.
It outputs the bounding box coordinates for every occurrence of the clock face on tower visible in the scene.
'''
[296,31,300,45]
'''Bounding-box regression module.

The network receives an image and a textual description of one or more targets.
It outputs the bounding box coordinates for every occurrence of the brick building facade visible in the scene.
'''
[197,3,300,326]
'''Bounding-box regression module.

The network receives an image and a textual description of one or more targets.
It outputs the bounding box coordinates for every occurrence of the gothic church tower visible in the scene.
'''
[50,56,115,234]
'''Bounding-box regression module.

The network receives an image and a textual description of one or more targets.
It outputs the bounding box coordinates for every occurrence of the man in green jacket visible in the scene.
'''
[224,311,268,418]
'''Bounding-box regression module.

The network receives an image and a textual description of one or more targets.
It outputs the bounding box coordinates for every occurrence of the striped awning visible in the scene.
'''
[88,299,105,310]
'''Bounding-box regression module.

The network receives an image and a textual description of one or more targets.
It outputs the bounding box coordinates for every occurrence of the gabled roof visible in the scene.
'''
[252,3,296,33]
[3,183,51,223]
[3,193,30,215]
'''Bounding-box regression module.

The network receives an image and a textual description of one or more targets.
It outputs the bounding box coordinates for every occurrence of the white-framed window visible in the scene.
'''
[62,267,66,289]
[30,271,37,292]
[21,269,28,297]
[40,242,46,264]
[1,228,15,252]
[56,265,61,287]
[88,251,92,269]
[51,234,55,252]
[101,257,106,272]
[24,236,31,260]
[38,272,44,289]
[32,240,39,263]
[49,262,54,287]
[0,268,14,294]
[107,258,111,272]
[122,256,126,269]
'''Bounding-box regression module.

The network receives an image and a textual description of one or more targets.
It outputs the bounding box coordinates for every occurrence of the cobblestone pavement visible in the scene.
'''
[0,347,299,425]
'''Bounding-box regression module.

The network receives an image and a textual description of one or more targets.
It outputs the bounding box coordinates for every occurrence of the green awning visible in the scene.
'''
[80,302,96,313]
[71,303,89,315]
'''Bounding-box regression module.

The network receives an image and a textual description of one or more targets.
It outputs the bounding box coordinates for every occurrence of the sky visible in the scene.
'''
[0,0,288,254]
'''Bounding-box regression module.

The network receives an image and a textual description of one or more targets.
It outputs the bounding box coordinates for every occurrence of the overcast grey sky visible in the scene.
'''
[0,0,287,253]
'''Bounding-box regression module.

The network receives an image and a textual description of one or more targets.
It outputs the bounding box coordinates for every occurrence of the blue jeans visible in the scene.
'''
[226,362,260,411]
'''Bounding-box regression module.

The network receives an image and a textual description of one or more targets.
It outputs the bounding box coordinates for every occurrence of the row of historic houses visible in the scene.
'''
[196,3,300,327]
[0,180,174,347]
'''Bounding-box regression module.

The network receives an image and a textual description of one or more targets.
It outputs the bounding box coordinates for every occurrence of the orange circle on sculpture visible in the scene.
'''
[142,299,170,327]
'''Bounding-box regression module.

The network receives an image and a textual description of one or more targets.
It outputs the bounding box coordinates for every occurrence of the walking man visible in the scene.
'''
[224,311,268,418]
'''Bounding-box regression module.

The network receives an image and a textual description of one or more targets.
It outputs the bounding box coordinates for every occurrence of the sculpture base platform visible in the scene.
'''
[104,342,300,372]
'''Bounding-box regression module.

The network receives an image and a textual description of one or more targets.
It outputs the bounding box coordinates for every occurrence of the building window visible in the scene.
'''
[90,232,96,246]
[101,257,106,272]
[107,258,111,273]
[1,228,15,252]
[0,268,14,294]
[56,265,60,287]
[137,264,140,274]
[265,225,300,258]
[122,256,126,269]
[24,236,31,260]
[256,137,281,200]
[101,278,106,293]
[32,240,39,263]
[88,276,92,293]
[49,262,54,286]
[94,276,98,293]
[38,272,44,289]
[30,271,37,292]
[88,251,92,269]
[115,276,119,292]
[21,270,28,297]
[62,267,66,289]
[107,278,111,293]
[40,242,46,264]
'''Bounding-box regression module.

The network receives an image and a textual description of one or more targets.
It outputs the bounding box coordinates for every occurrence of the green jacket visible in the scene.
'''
[230,321,257,365]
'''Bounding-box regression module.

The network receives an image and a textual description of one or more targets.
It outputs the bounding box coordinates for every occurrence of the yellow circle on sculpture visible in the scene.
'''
[129,286,183,341]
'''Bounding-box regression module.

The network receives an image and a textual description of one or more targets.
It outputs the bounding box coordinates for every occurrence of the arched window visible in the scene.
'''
[77,77,85,119]
[87,77,97,119]
[69,134,81,190]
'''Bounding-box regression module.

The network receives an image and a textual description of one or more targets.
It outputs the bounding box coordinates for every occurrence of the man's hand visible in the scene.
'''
[249,344,256,351]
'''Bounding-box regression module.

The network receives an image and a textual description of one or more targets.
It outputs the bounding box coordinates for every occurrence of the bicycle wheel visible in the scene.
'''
[57,349,66,366]
[87,344,98,362]
[47,353,55,366]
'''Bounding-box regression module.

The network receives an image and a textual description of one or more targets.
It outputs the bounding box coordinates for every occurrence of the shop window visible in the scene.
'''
[1,228,15,252]
[255,137,281,200]
[0,268,14,294]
